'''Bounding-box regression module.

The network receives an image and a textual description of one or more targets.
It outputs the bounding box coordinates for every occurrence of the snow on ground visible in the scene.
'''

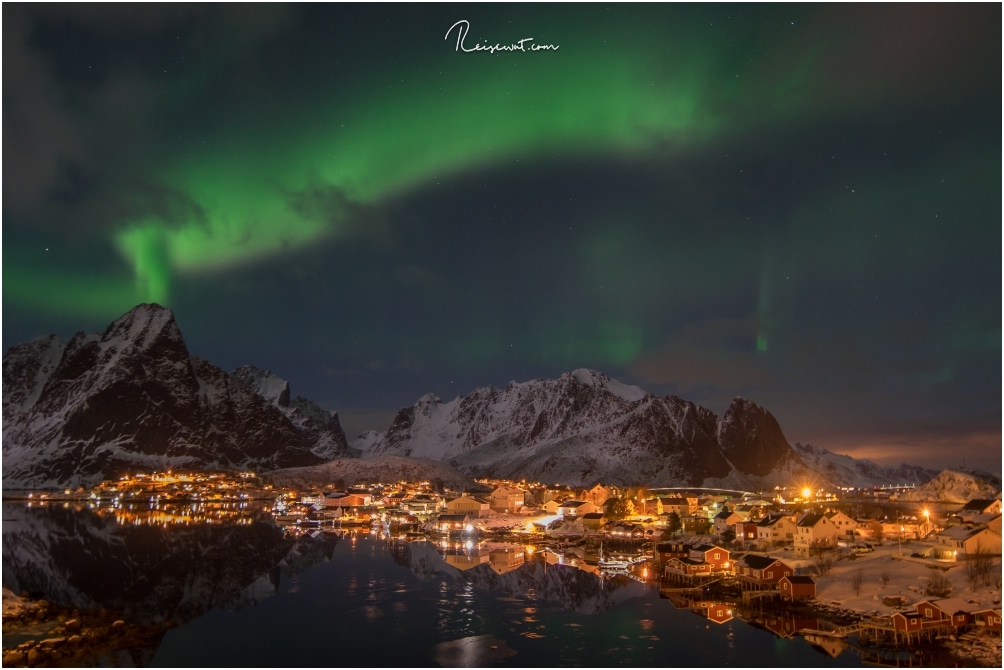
[763,540,1001,617]
[473,510,555,533]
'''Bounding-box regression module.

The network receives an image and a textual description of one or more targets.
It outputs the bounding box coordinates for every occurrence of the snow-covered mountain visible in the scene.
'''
[2,304,331,489]
[792,443,938,488]
[896,469,1002,503]
[230,365,350,460]
[356,368,810,488]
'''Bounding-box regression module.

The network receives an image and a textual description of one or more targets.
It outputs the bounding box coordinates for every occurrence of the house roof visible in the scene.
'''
[797,513,825,528]
[740,554,781,570]
[659,497,688,504]
[437,514,470,522]
[675,556,708,566]
[783,575,815,584]
[925,597,977,615]
[582,512,604,519]
[692,543,727,554]
[560,500,589,508]
[937,525,988,541]
[961,499,999,512]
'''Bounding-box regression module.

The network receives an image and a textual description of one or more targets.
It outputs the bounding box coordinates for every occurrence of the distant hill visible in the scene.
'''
[896,469,1001,503]
[792,443,938,489]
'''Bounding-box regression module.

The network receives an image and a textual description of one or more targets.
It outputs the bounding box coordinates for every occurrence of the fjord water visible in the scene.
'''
[3,504,857,667]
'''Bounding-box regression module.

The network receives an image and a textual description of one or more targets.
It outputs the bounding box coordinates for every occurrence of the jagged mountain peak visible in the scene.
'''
[102,302,185,351]
[718,395,801,477]
[2,305,327,488]
[230,364,350,461]
[359,369,805,487]
[231,365,291,408]
[561,368,648,402]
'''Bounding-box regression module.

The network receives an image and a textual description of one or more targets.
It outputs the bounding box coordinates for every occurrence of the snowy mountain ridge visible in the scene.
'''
[2,304,339,489]
[3,304,964,492]
[357,369,810,488]
[230,365,349,460]
[792,443,939,488]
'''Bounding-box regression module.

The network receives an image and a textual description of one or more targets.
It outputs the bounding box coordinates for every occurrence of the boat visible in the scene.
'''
[598,541,632,571]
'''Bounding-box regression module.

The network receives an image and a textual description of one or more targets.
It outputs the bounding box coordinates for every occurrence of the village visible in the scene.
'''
[10,472,1002,665]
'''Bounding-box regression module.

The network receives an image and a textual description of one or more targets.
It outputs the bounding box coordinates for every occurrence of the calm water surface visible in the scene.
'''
[2,504,861,667]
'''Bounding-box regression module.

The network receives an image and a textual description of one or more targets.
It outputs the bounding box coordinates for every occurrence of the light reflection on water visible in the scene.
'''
[2,505,866,668]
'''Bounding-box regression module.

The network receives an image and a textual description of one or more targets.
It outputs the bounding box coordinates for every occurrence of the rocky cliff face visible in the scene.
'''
[230,365,350,460]
[359,368,807,488]
[2,304,327,488]
[718,397,802,477]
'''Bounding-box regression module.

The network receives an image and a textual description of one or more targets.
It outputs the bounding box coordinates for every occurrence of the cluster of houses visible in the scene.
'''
[283,479,1003,571]
[882,596,1003,643]
[697,498,1002,562]
[657,541,818,600]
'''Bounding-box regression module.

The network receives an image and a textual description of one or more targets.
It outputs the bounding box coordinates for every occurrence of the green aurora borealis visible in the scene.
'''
[3,4,1000,471]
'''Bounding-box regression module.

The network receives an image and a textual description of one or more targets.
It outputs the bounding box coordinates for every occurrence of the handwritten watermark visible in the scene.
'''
[445,20,559,54]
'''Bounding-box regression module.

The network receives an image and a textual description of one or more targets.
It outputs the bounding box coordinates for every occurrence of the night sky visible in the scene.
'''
[4,4,1000,473]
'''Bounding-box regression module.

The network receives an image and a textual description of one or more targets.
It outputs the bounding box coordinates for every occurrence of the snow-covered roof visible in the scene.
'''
[937,525,988,541]
[923,597,979,615]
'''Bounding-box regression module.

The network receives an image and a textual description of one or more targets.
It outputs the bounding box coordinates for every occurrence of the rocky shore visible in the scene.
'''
[1,589,167,667]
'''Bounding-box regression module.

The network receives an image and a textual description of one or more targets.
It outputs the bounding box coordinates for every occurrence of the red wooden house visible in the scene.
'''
[778,575,815,601]
[916,598,974,629]
[736,554,793,590]
[972,608,1002,633]
[891,611,925,634]
[690,544,732,573]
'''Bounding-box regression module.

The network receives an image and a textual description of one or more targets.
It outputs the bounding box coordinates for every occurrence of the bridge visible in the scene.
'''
[649,487,757,497]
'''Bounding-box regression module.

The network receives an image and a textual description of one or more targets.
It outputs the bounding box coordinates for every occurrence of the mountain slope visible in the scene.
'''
[792,443,938,488]
[896,469,1001,503]
[2,304,326,489]
[230,365,350,460]
[358,369,809,488]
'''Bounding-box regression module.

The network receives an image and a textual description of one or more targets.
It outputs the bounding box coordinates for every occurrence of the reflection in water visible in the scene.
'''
[3,505,866,667]
[2,503,292,626]
[434,634,518,667]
